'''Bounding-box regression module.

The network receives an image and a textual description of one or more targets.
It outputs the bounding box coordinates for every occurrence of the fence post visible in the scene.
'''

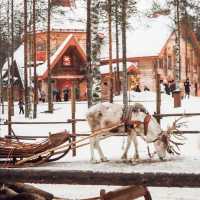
[71,80,76,156]
[100,189,106,200]
[156,74,161,124]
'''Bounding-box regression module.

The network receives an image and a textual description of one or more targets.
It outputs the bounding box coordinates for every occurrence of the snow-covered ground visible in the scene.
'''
[1,91,200,199]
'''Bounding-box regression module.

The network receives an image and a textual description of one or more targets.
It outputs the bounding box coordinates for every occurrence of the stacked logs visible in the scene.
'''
[0,183,152,200]
[0,183,56,200]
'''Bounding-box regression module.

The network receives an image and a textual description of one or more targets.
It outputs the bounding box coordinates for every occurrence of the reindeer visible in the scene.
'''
[86,102,184,163]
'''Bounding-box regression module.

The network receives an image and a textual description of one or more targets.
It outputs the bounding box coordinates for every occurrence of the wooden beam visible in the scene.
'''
[71,80,76,156]
[156,74,161,124]
[0,169,200,187]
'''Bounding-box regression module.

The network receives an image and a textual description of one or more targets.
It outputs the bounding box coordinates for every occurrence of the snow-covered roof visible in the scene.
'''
[37,34,73,76]
[37,33,86,78]
[36,0,86,32]
[2,44,25,87]
[100,15,173,59]
[99,62,137,74]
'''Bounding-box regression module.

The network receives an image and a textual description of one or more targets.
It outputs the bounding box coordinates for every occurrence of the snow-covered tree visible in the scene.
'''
[90,0,104,105]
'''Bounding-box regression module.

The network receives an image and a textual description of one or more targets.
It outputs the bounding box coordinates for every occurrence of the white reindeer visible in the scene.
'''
[86,102,182,163]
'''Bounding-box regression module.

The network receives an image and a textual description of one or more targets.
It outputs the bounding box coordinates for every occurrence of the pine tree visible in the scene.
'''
[90,0,104,105]
[122,0,128,107]
[86,0,92,107]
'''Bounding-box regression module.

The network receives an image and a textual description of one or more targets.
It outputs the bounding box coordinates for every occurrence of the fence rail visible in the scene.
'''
[1,112,200,125]
[0,169,200,187]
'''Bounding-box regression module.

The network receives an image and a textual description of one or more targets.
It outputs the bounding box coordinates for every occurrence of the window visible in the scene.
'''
[63,55,71,66]
[37,42,46,51]
[168,56,172,69]
[159,58,163,69]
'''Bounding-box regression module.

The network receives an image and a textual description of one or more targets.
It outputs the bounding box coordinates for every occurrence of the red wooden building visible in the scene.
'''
[37,34,87,100]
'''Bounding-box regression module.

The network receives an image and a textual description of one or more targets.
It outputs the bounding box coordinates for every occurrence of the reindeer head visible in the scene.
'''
[167,116,186,155]
[154,116,186,160]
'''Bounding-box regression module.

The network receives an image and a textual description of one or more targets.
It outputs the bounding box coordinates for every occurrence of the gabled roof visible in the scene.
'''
[2,44,25,87]
[37,34,86,79]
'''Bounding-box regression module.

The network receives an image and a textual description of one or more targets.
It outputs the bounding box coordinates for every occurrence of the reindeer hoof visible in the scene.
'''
[90,159,99,164]
[133,154,139,160]
[121,154,127,160]
[131,158,139,164]
[159,156,165,161]
[101,157,109,162]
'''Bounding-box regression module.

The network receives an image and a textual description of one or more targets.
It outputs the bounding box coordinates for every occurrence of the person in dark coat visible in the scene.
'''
[184,78,191,98]
[56,90,61,102]
[144,86,150,91]
[164,82,170,95]
[169,80,176,94]
[63,88,69,101]
[134,84,141,92]
[18,99,24,114]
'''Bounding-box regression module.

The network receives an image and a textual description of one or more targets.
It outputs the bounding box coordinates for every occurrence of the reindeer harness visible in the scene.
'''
[121,105,151,136]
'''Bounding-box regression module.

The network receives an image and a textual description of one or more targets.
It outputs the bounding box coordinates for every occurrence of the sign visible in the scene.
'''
[63,56,71,66]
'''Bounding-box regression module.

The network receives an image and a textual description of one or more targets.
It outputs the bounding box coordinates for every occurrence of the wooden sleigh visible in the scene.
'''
[0,131,71,167]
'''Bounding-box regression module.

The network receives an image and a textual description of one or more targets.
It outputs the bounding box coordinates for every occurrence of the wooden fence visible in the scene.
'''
[0,169,200,187]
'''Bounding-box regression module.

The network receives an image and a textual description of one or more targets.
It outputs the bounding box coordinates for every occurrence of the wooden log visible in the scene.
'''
[156,74,161,124]
[0,186,18,200]
[11,193,46,200]
[0,169,200,187]
[71,80,76,156]
[7,183,54,200]
[100,185,150,200]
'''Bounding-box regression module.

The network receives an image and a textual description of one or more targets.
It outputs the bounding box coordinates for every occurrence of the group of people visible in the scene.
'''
[132,85,150,92]
[160,80,176,95]
[39,88,70,103]
[160,78,192,98]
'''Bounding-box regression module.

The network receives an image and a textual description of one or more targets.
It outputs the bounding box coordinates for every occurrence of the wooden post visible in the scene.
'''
[100,189,106,200]
[11,0,14,116]
[122,0,128,107]
[71,80,76,156]
[108,0,113,103]
[6,0,12,136]
[24,0,29,118]
[33,0,37,119]
[47,0,53,113]
[156,74,161,124]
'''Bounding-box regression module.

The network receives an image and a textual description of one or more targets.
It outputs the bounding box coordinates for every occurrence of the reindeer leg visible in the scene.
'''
[95,140,108,162]
[131,132,139,163]
[121,133,132,161]
[90,137,98,163]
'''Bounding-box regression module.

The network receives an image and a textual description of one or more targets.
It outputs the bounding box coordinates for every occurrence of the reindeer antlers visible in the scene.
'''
[166,116,187,155]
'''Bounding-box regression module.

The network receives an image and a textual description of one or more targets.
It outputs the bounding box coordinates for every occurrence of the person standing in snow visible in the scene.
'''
[169,80,176,94]
[164,82,170,95]
[18,99,24,114]
[160,80,165,93]
[134,84,141,92]
[184,78,191,98]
